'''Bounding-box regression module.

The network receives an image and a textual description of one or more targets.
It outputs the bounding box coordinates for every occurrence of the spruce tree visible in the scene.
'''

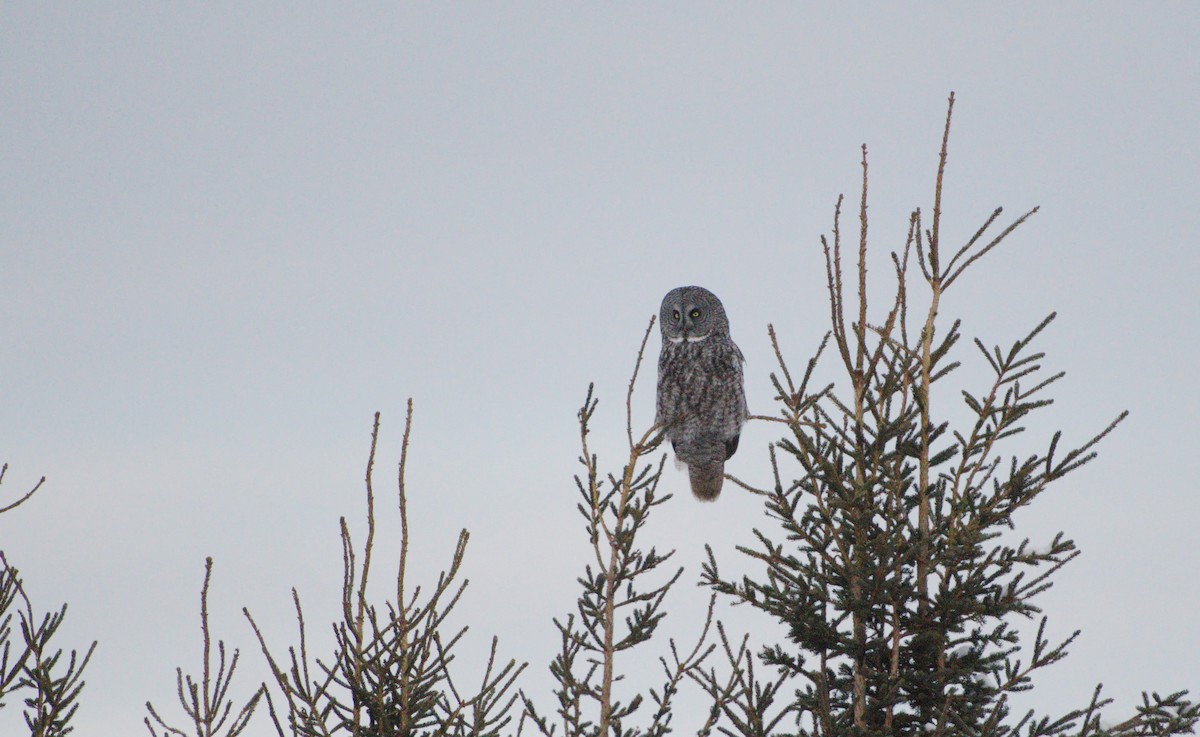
[691,93,1198,737]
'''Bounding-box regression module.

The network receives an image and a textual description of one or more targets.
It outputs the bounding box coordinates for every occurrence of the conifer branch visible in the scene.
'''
[145,558,263,737]
[0,465,45,515]
[523,327,722,737]
[244,407,524,736]
[0,551,96,736]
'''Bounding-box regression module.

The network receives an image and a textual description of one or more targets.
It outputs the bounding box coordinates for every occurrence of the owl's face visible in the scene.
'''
[659,286,730,344]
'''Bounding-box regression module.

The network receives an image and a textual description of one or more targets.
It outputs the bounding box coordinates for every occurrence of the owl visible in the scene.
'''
[656,286,749,501]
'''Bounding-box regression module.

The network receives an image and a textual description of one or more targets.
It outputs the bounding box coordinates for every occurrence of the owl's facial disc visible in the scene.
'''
[664,298,712,343]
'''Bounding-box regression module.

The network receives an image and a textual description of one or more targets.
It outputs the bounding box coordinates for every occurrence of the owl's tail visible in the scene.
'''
[687,462,724,502]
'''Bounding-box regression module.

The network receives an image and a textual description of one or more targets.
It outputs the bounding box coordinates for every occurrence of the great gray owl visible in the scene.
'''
[656,286,749,501]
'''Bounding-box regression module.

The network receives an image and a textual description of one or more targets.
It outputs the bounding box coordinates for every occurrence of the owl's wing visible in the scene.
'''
[727,342,747,378]
[722,339,751,428]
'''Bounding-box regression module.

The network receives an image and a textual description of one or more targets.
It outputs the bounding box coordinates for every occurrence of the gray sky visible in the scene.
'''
[2,4,1197,734]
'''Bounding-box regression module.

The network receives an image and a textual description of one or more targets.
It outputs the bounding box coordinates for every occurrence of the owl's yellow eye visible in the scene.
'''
[671,310,681,322]
[690,308,701,319]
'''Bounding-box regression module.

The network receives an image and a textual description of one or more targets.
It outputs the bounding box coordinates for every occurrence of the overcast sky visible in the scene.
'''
[2,4,1197,735]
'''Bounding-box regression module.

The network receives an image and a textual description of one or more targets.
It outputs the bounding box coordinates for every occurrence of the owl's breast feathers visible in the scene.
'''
[656,336,748,437]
